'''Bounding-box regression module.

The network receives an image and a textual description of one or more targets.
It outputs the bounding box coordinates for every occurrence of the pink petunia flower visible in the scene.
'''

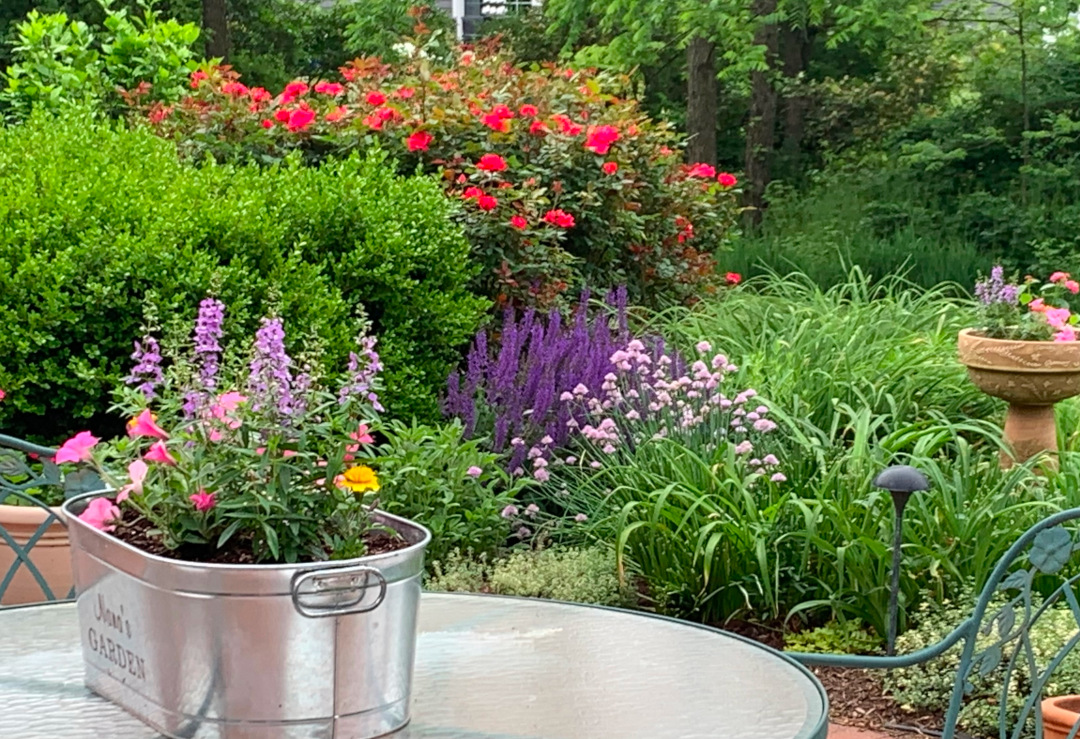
[189,489,217,512]
[116,459,149,503]
[54,432,99,464]
[79,497,121,532]
[144,441,177,466]
[126,409,169,440]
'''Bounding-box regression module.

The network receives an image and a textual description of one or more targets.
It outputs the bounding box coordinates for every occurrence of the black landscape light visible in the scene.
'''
[873,464,930,656]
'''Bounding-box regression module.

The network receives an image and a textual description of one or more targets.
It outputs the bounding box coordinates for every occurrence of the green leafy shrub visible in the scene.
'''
[131,29,741,308]
[884,587,1080,738]
[0,113,486,441]
[783,621,883,655]
[426,546,630,606]
[2,0,201,119]
[362,420,529,563]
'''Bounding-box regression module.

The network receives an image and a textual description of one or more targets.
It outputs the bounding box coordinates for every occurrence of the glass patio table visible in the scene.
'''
[0,592,827,739]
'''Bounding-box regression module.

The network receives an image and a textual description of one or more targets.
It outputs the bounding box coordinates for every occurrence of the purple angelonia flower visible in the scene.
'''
[126,335,164,400]
[247,317,296,417]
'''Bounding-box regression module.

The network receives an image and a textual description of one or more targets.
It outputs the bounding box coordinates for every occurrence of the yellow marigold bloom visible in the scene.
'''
[339,465,380,493]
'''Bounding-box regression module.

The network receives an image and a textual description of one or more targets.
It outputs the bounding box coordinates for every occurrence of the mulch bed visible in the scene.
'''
[722,621,945,737]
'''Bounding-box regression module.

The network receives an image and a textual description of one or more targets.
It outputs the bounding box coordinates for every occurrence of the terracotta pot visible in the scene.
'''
[1042,695,1080,739]
[0,503,72,605]
[957,329,1080,467]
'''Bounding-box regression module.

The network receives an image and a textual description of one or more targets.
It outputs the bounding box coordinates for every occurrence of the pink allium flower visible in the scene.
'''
[574,513,588,522]
[572,384,589,396]
[126,409,169,440]
[559,391,574,402]
[189,489,217,512]
[501,504,519,519]
[144,441,177,466]
[54,431,99,464]
[467,466,483,478]
[534,468,550,482]
[734,440,754,455]
[696,341,712,353]
[753,419,778,432]
[589,460,602,468]
[771,473,787,483]
[525,503,540,517]
[763,454,780,466]
[517,526,531,539]
[116,459,149,503]
[78,497,121,532]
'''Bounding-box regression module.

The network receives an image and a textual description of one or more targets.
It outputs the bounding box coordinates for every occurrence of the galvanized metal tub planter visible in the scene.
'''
[62,491,431,739]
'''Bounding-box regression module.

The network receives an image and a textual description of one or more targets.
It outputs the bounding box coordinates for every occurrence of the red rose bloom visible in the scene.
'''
[686,163,716,178]
[725,272,742,286]
[519,104,539,117]
[602,161,618,175]
[363,114,383,130]
[477,153,508,172]
[394,86,416,99]
[407,130,433,151]
[221,81,249,97]
[366,91,387,106]
[717,172,738,188]
[315,81,345,96]
[287,106,316,132]
[462,186,484,199]
[477,194,498,211]
[280,81,309,104]
[274,108,292,123]
[510,215,528,229]
[529,120,549,135]
[189,70,208,89]
[261,119,274,129]
[482,113,511,132]
[249,87,271,104]
[325,106,347,122]
[585,125,619,154]
[543,209,576,228]
[551,114,582,136]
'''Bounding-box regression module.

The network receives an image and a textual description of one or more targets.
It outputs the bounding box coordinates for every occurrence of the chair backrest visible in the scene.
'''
[0,433,101,605]
[791,507,1080,739]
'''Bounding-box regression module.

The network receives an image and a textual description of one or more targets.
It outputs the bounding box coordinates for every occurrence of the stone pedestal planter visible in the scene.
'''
[62,492,431,739]
[957,328,1080,467]
[0,503,71,605]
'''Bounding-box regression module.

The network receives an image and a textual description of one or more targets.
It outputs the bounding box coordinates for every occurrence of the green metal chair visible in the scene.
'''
[0,433,102,604]
[789,507,1080,739]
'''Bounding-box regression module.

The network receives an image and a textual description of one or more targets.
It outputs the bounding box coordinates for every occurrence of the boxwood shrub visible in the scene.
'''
[0,113,487,441]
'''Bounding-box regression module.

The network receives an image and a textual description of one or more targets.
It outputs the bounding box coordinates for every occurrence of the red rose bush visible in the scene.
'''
[132,25,741,307]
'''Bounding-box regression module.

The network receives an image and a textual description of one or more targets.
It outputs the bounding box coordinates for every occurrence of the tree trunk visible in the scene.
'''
[743,0,779,229]
[779,24,813,183]
[202,0,230,62]
[686,36,718,166]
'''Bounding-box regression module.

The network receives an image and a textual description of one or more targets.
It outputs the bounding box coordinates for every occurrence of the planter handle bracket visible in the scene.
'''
[291,564,387,617]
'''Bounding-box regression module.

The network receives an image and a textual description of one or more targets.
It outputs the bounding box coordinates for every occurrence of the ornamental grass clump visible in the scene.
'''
[57,298,395,564]
[974,266,1080,341]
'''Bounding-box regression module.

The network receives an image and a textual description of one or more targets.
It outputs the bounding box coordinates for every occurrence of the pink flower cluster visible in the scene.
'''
[551,340,784,483]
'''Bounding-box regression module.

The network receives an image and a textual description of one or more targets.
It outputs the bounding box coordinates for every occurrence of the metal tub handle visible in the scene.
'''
[291,564,387,618]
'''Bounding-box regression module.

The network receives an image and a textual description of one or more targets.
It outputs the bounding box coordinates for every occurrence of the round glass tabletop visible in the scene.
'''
[0,593,827,739]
